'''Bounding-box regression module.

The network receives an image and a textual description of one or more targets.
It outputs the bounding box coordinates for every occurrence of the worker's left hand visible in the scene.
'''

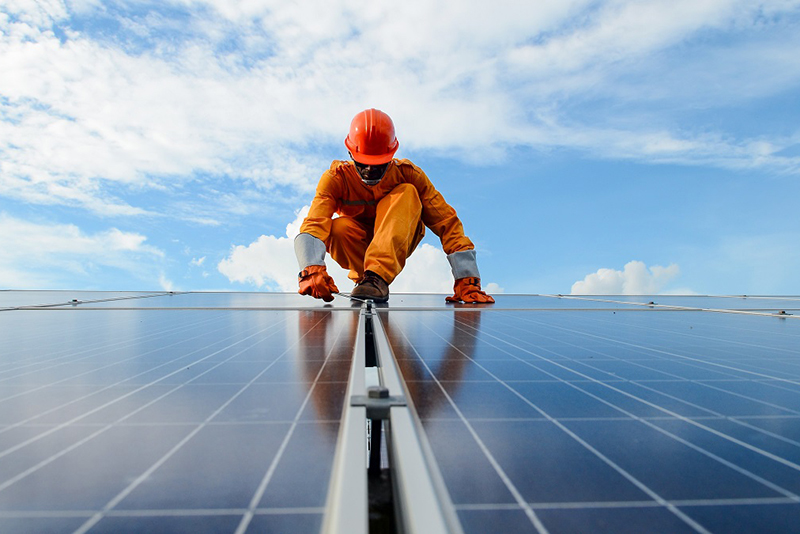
[445,277,495,304]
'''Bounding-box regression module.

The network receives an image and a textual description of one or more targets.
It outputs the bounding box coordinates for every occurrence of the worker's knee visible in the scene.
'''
[387,183,422,212]
[391,183,420,199]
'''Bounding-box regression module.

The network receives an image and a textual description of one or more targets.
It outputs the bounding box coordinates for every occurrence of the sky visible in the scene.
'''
[2,0,800,296]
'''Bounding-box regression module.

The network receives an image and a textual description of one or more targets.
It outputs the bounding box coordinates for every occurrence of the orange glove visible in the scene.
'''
[298,265,339,302]
[446,277,495,304]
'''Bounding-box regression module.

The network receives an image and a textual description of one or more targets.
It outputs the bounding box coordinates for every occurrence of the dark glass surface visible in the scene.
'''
[244,513,323,533]
[458,509,539,534]
[3,290,800,533]
[384,307,800,533]
[89,515,242,533]
[0,299,355,532]
[680,503,800,533]
[0,517,89,534]
[535,506,698,534]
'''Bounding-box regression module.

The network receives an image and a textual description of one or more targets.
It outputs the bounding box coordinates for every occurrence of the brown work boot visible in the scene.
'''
[351,271,389,302]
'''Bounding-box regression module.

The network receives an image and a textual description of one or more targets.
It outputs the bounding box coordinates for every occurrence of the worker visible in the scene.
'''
[294,108,495,304]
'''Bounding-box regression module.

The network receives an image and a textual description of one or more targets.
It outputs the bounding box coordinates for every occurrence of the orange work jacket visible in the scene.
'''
[299,159,474,255]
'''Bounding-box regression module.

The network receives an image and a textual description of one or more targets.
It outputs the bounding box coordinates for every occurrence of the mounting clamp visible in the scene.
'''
[350,386,406,420]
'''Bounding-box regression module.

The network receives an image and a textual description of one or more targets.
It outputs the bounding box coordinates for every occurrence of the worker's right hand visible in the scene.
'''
[446,277,495,304]
[298,265,339,302]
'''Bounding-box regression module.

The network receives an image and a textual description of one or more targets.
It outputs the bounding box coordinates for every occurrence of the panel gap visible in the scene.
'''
[364,310,397,534]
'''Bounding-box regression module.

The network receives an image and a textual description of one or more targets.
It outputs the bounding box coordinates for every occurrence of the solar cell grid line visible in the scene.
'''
[494,325,749,386]
[603,305,800,338]
[371,310,466,534]
[0,310,145,369]
[484,326,800,427]
[478,316,800,418]
[641,379,800,417]
[568,318,800,381]
[0,309,274,429]
[445,313,800,496]
[0,307,232,383]
[436,321,800,501]
[506,312,800,386]
[62,309,350,534]
[517,322,800,398]
[386,317,552,534]
[0,310,177,374]
[390,312,715,534]
[320,308,368,534]
[385,309,800,533]
[0,310,297,499]
[457,312,800,468]
[0,308,350,533]
[467,316,750,384]
[571,308,800,347]
[0,310,293,453]
[567,311,800,360]
[232,309,351,534]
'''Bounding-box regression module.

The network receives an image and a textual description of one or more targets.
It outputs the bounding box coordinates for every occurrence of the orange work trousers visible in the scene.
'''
[325,183,425,284]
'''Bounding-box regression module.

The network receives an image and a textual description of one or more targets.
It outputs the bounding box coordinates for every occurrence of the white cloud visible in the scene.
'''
[2,0,800,219]
[0,212,164,288]
[190,256,206,267]
[484,282,504,294]
[217,206,352,291]
[571,260,681,295]
[217,206,502,294]
[391,244,452,293]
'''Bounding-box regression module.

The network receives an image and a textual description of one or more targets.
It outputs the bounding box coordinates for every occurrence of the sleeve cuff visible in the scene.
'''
[294,233,327,269]
[447,249,480,279]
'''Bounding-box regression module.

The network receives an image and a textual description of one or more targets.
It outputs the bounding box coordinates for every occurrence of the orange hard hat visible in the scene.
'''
[344,108,399,165]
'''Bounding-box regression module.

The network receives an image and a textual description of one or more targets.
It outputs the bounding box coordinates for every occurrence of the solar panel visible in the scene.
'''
[1,292,798,533]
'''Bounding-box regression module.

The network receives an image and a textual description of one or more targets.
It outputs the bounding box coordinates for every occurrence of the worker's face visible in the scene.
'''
[353,160,389,186]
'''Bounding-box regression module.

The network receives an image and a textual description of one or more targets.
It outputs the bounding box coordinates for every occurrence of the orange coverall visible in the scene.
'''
[299,159,474,284]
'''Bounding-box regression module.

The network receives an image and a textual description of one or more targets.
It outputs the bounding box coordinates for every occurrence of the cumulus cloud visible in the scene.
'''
[2,0,800,219]
[217,206,351,291]
[391,244,453,293]
[571,260,680,295]
[217,206,501,293]
[0,213,164,288]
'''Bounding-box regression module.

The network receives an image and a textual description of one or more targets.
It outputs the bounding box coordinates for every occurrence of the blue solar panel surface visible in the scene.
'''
[1,291,799,533]
[0,295,355,533]
[385,304,800,534]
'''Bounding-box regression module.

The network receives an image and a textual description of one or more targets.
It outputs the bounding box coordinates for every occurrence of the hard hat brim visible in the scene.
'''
[345,138,398,165]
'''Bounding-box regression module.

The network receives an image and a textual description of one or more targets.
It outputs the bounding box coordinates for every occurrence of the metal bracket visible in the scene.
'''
[350,386,406,420]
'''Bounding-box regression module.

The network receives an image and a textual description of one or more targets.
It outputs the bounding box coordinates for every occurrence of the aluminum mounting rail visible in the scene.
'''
[321,303,463,534]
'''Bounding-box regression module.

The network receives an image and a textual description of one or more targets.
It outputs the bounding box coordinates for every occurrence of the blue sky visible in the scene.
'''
[2,0,799,295]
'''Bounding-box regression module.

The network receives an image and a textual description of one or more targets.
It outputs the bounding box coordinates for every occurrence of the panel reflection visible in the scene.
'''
[296,310,358,430]
[384,311,481,419]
